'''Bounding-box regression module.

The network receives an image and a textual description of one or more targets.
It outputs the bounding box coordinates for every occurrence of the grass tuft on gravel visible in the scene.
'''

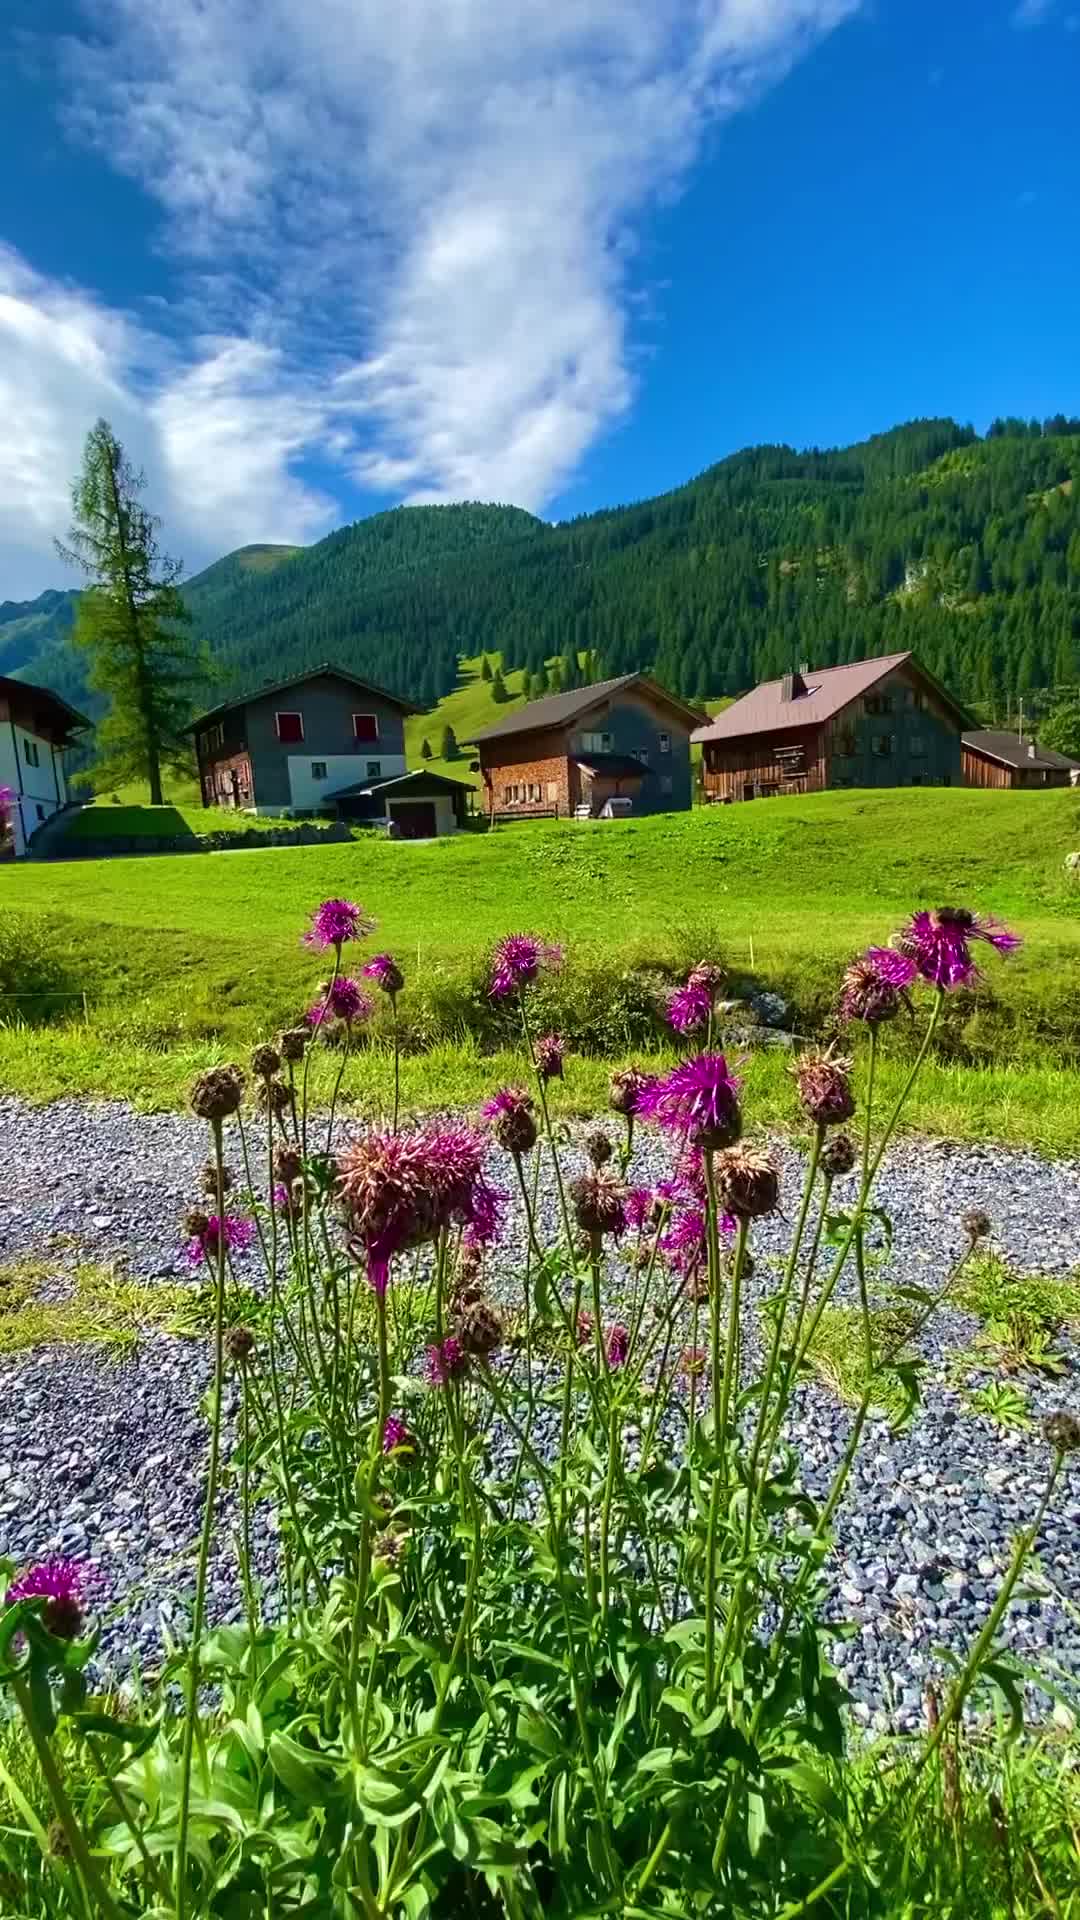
[0,1257,193,1357]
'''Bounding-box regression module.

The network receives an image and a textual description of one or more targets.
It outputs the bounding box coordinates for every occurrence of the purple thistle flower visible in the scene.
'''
[6,1558,90,1640]
[606,1324,630,1371]
[667,979,712,1037]
[865,946,918,990]
[624,1186,657,1231]
[637,1054,742,1149]
[382,1414,414,1455]
[463,1177,506,1248]
[534,1032,565,1081]
[425,1335,467,1387]
[660,1207,707,1277]
[364,952,404,997]
[186,1213,256,1267]
[304,898,375,952]
[489,933,563,1001]
[338,1122,494,1283]
[308,977,374,1026]
[890,908,1021,992]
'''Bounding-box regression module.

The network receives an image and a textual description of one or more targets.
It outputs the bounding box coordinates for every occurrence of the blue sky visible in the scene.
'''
[2,0,1078,596]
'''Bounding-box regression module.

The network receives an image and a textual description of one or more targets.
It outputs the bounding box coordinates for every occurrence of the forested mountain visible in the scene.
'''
[8,416,1080,722]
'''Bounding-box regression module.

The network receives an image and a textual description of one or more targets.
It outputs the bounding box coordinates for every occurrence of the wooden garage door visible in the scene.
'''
[390,801,438,839]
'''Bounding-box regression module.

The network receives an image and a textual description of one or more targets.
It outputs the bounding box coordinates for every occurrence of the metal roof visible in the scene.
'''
[962,729,1080,772]
[469,673,707,745]
[691,652,970,744]
[189,661,421,729]
[327,767,474,798]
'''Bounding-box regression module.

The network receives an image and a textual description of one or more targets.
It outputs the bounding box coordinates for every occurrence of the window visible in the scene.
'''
[353,713,379,742]
[23,738,40,768]
[276,711,304,743]
[909,734,926,757]
[908,688,927,710]
[865,694,893,716]
[367,761,381,778]
[311,761,328,780]
[36,802,46,822]
[658,731,671,754]
[660,774,673,795]
[530,782,541,802]
[200,722,225,754]
[871,733,894,757]
[580,730,613,755]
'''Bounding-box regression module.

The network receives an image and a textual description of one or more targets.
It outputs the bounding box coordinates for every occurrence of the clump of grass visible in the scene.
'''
[0,1257,193,1357]
[956,1252,1080,1376]
[794,1298,922,1426]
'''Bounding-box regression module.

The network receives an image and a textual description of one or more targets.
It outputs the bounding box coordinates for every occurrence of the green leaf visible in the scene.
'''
[548,1768,569,1860]
[268,1731,344,1807]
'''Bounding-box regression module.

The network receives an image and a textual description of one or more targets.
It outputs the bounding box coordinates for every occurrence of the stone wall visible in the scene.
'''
[53,821,355,860]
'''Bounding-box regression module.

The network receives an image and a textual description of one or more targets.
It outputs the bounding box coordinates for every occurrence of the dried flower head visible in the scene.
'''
[821,1133,858,1179]
[688,960,727,998]
[425,1335,468,1386]
[183,1207,211,1240]
[225,1325,255,1364]
[382,1414,415,1455]
[1043,1411,1080,1454]
[839,956,902,1026]
[304,898,375,952]
[680,1345,708,1380]
[609,1066,654,1116]
[364,952,405,996]
[338,1122,493,1291]
[6,1558,89,1640]
[199,1162,234,1198]
[273,1143,304,1186]
[666,979,711,1037]
[488,933,562,1001]
[585,1128,614,1168]
[374,1529,409,1567]
[963,1208,992,1244]
[715,1143,781,1219]
[873,908,1021,994]
[250,1043,281,1080]
[794,1050,855,1128]
[190,1064,244,1123]
[482,1087,538,1156]
[535,1032,565,1081]
[637,1053,742,1149]
[570,1169,627,1237]
[279,1025,309,1063]
[47,1820,71,1859]
[256,1079,293,1119]
[606,1324,630,1370]
[186,1213,256,1267]
[457,1298,505,1357]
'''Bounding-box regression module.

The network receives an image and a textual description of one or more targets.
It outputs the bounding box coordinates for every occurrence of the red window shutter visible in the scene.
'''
[352,713,379,741]
[276,712,304,743]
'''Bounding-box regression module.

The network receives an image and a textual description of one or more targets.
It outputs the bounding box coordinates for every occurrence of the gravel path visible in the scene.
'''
[2,1095,1079,1730]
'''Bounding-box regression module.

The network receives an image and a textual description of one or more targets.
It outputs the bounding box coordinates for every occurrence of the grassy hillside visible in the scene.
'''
[2,789,1079,1145]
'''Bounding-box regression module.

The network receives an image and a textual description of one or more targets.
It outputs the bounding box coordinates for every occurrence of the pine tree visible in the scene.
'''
[57,419,200,805]
[521,668,534,701]
[491,667,508,703]
[420,737,433,759]
[440,723,459,760]
[480,655,493,682]
[534,663,549,695]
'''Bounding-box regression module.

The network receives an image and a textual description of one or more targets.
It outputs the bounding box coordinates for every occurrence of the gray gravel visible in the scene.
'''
[2,1094,1079,1730]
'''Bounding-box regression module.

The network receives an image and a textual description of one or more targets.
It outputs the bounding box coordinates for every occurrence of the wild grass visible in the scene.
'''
[0,1256,192,1357]
[793,1300,922,1426]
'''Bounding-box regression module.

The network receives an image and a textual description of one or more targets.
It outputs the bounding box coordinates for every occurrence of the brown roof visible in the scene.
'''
[963,730,1080,772]
[691,652,969,744]
[468,673,706,746]
[0,675,89,735]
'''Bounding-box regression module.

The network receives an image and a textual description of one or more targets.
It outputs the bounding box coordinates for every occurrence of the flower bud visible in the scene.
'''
[820,1133,857,1179]
[225,1325,256,1364]
[279,1026,309,1062]
[1044,1411,1080,1454]
[585,1128,613,1168]
[795,1051,855,1128]
[715,1143,780,1219]
[199,1161,234,1197]
[250,1044,281,1080]
[190,1065,244,1122]
[457,1298,505,1357]
[963,1209,992,1244]
[570,1170,626,1237]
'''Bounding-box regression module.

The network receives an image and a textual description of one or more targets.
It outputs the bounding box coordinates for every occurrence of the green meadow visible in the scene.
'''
[2,787,1079,1147]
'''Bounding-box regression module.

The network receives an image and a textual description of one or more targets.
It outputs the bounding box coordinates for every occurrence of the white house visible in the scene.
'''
[0,676,89,858]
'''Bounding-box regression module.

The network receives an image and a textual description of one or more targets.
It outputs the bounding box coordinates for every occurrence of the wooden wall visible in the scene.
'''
[701,726,824,802]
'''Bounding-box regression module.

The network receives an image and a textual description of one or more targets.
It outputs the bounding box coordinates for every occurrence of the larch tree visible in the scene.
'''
[57,419,202,805]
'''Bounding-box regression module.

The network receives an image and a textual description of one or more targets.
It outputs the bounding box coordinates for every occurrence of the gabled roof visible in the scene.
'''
[328,768,474,798]
[469,673,707,746]
[691,652,970,744]
[963,729,1080,772]
[189,661,421,729]
[0,675,90,735]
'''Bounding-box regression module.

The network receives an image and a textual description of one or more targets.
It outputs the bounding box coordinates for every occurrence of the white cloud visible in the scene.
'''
[4,0,860,595]
[1011,0,1055,24]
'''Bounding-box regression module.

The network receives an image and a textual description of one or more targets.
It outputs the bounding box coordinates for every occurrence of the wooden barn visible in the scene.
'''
[962,730,1080,790]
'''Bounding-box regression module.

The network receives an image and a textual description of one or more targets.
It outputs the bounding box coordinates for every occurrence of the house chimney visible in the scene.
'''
[780,670,806,703]
[1028,740,1037,759]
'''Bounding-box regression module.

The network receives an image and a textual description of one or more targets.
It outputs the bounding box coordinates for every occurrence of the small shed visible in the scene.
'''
[328,768,473,838]
[962,730,1080,790]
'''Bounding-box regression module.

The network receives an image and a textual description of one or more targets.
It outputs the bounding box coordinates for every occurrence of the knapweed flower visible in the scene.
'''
[585,1128,613,1167]
[364,952,405,997]
[624,1186,659,1231]
[667,979,712,1037]
[794,1050,855,1128]
[680,1345,708,1380]
[6,1558,89,1640]
[279,1026,309,1063]
[273,1181,302,1220]
[660,1206,707,1279]
[488,933,562,1001]
[609,1066,655,1117]
[821,1133,857,1179]
[0,784,13,823]
[715,1143,780,1220]
[570,1170,627,1237]
[606,1324,630,1370]
[425,1335,467,1386]
[576,1310,594,1347]
[963,1208,992,1244]
[462,1179,506,1251]
[250,1044,281,1080]
[186,1213,256,1267]
[482,1087,538,1156]
[688,961,727,999]
[456,1298,505,1357]
[382,1413,415,1455]
[225,1325,255,1364]
[637,1054,741,1149]
[308,977,373,1026]
[304,898,375,952]
[338,1122,494,1291]
[535,1032,565,1081]
[839,956,903,1026]
[1043,1411,1080,1454]
[190,1064,245,1122]
[875,908,1021,993]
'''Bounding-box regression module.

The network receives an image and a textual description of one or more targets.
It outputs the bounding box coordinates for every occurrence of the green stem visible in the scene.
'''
[84,1731,172,1905]
[237,1356,260,1677]
[11,1679,123,1920]
[704,1204,748,1712]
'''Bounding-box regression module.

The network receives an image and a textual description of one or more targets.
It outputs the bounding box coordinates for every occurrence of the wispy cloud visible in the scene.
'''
[1011,0,1055,26]
[3,1,859,594]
